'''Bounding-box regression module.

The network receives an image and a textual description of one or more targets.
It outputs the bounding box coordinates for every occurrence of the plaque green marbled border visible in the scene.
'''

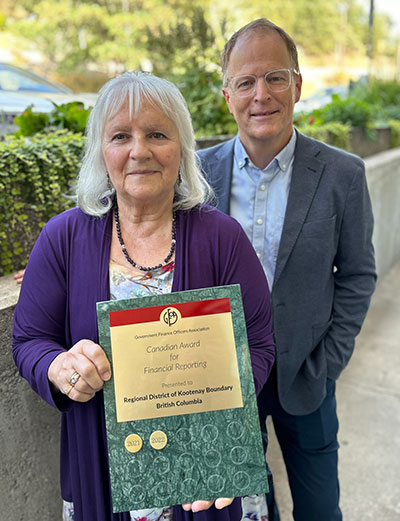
[97,284,268,513]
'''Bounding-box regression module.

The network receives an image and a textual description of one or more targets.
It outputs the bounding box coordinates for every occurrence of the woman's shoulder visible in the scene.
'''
[44,206,108,230]
[41,207,111,244]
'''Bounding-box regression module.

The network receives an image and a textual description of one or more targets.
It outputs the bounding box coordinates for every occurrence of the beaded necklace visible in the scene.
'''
[113,201,176,272]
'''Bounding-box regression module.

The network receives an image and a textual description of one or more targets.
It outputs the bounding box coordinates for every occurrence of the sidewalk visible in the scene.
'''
[266,260,400,520]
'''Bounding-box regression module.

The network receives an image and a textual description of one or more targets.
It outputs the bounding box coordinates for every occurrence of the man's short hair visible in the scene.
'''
[221,18,300,85]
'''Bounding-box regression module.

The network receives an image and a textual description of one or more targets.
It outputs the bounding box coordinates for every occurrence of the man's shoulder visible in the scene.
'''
[296,130,363,168]
[197,137,235,162]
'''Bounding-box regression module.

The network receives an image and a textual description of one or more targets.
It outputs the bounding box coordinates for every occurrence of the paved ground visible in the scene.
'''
[266,260,400,520]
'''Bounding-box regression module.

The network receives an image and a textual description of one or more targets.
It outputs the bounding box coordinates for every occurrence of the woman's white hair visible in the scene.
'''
[77,71,213,216]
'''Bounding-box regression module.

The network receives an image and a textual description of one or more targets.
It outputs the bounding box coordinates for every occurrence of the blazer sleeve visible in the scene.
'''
[325,159,376,379]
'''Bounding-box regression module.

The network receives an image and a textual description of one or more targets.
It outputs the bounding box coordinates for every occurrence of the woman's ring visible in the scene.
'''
[69,371,80,386]
[63,384,74,395]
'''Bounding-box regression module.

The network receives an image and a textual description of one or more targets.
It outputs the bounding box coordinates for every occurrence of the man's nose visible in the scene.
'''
[253,76,271,101]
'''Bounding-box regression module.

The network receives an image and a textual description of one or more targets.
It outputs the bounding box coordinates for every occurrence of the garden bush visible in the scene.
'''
[389,119,400,148]
[14,101,91,137]
[309,94,376,128]
[0,130,85,275]
[350,79,400,112]
[296,121,351,151]
[174,67,237,137]
[294,78,400,152]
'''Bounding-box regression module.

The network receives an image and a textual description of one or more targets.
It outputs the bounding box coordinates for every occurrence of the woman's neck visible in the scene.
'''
[115,196,174,235]
[111,196,176,273]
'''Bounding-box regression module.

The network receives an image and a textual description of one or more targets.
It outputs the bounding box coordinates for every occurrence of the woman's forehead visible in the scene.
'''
[106,92,166,121]
[103,94,179,135]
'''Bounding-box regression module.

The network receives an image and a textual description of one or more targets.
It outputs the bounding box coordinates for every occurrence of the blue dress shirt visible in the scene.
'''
[230,131,297,289]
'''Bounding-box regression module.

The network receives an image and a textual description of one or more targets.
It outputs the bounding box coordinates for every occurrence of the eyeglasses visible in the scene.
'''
[226,68,299,98]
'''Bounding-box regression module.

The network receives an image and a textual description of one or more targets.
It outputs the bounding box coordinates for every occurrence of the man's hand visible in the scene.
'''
[182,498,234,512]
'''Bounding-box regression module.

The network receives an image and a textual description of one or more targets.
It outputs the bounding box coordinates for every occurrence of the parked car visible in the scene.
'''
[0,62,97,132]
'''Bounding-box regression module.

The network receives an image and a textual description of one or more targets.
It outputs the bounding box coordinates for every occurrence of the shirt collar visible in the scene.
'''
[234,135,249,169]
[234,130,297,172]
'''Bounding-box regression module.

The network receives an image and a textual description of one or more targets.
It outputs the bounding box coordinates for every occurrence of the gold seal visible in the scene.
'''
[124,434,143,453]
[149,430,168,450]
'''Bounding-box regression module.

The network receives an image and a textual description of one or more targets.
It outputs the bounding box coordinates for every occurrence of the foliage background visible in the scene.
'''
[0,1,400,274]
[1,0,400,134]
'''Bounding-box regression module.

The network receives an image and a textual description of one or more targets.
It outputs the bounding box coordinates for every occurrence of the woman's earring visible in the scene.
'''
[177,168,182,185]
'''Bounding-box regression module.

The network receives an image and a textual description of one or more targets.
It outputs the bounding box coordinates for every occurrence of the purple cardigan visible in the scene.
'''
[13,204,275,521]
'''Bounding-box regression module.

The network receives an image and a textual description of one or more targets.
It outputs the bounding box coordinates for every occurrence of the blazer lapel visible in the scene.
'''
[273,133,325,287]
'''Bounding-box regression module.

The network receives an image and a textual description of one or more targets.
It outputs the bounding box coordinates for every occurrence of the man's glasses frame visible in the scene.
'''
[225,68,300,98]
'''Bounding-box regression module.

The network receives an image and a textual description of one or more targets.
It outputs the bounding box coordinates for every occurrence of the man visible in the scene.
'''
[198,18,376,521]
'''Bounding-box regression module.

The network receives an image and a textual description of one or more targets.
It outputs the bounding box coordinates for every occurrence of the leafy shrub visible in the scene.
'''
[14,101,91,137]
[350,79,400,111]
[294,78,400,152]
[311,94,376,128]
[378,105,400,122]
[295,122,351,151]
[388,120,400,148]
[174,67,237,137]
[0,130,85,275]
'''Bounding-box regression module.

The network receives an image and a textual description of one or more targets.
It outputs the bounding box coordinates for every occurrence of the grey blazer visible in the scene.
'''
[198,131,376,415]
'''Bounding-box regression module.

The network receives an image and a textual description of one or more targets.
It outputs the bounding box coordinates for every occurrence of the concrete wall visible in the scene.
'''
[364,147,400,280]
[0,147,399,519]
[0,275,61,520]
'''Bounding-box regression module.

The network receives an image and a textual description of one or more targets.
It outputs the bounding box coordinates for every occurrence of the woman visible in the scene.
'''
[12,72,275,521]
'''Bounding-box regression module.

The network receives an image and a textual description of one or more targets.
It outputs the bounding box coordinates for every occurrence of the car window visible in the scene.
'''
[0,69,60,93]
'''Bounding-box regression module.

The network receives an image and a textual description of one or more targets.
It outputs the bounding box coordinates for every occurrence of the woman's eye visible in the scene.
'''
[112,133,128,141]
[151,132,167,139]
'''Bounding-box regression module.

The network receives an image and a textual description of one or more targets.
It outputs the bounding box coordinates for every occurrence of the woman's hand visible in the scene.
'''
[48,339,111,402]
[14,269,25,285]
[182,498,234,512]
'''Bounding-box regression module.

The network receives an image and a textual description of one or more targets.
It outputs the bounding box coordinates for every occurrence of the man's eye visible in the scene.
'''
[267,73,288,84]
[236,78,255,89]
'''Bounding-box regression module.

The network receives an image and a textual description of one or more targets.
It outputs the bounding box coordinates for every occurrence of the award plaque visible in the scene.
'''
[97,284,268,513]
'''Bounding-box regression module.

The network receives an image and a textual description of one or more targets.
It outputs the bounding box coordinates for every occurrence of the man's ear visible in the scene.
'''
[294,73,303,103]
[222,88,234,115]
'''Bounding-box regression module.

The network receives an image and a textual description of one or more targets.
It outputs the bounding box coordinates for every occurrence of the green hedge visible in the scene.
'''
[298,122,352,151]
[0,130,85,275]
[389,119,400,148]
